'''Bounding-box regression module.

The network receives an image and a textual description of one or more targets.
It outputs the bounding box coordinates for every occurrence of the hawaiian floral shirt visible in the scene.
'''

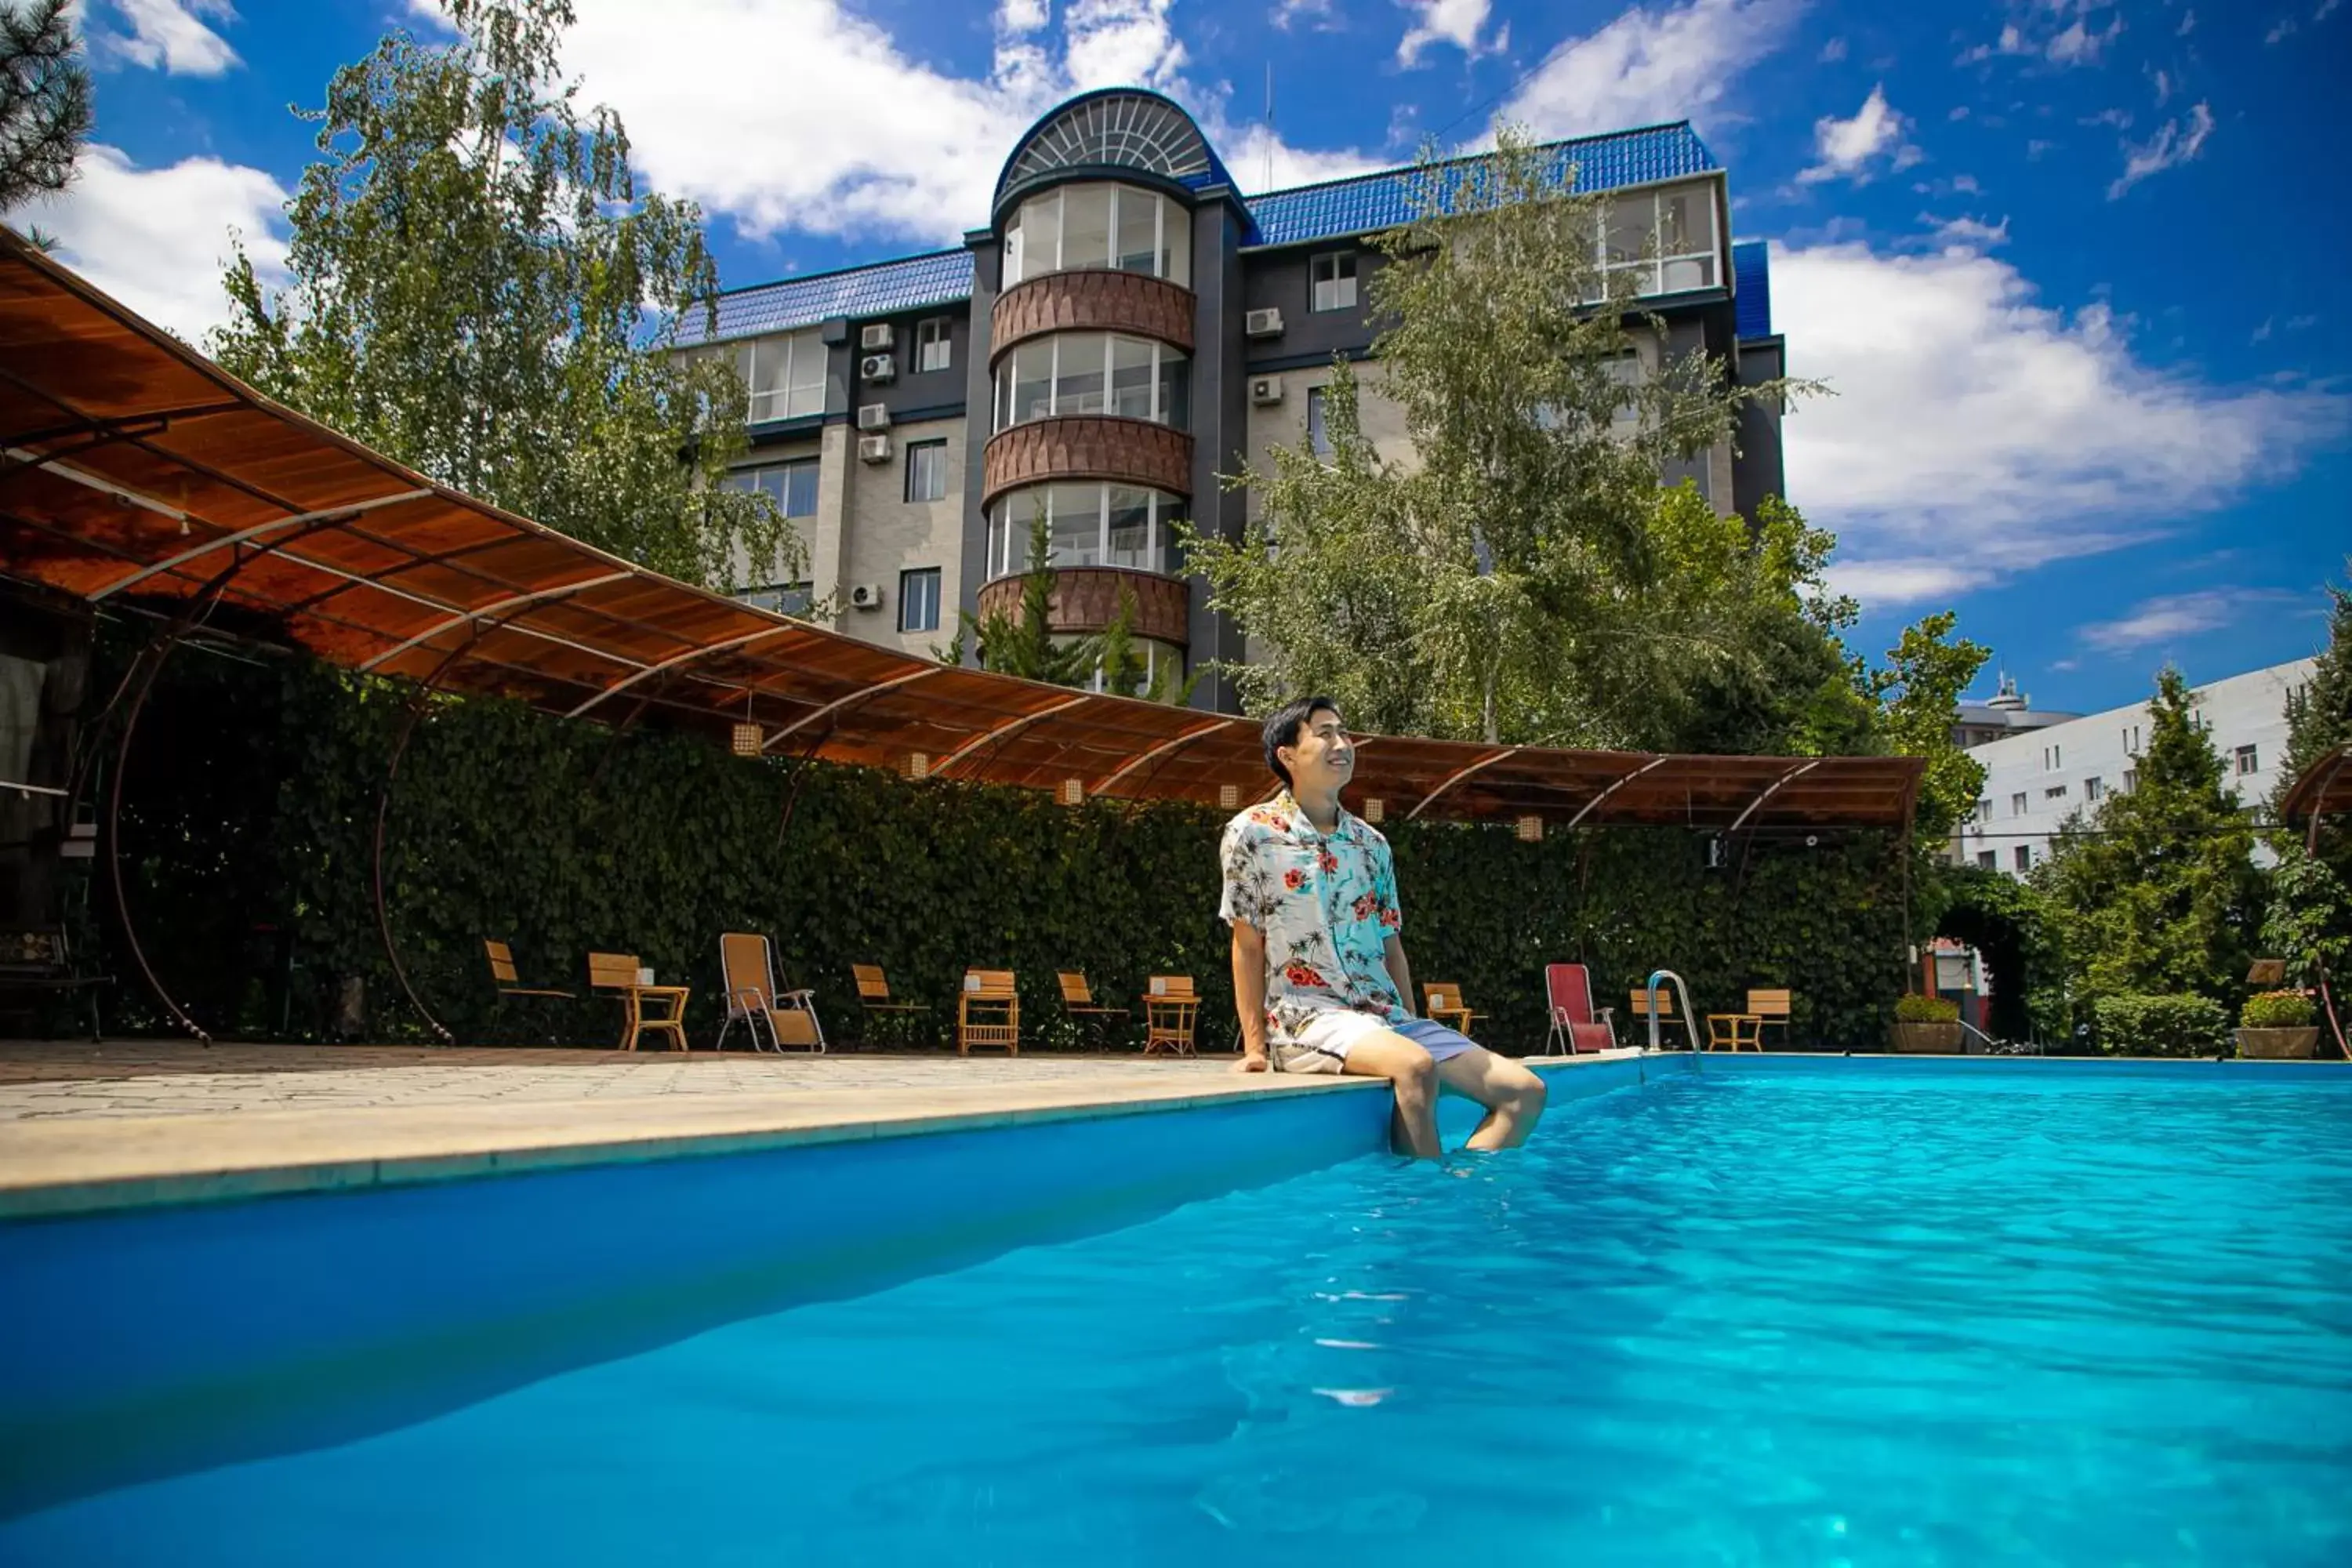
[1218,789,1407,1047]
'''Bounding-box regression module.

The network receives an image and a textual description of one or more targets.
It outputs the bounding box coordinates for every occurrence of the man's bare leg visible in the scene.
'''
[1338,1033,1442,1158]
[1436,1046,1548,1150]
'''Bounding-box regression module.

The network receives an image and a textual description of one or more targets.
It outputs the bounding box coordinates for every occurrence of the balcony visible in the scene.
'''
[975,564,1191,647]
[991,269,1194,362]
[981,416,1192,508]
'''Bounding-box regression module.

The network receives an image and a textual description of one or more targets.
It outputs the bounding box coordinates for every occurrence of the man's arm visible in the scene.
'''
[1232,920,1270,1071]
[1384,935,1416,1018]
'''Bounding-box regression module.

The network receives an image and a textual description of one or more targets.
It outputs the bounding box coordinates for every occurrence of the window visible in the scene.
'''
[898,568,941,633]
[720,459,818,518]
[1977,851,1997,870]
[986,484,1186,579]
[1975,798,1992,825]
[2235,744,2259,776]
[701,329,824,422]
[2044,785,2067,801]
[2014,845,2032,873]
[1003,182,1191,286]
[993,334,1189,430]
[2122,724,2142,755]
[2123,768,2139,793]
[2010,792,2028,817]
[2042,743,2062,770]
[2085,776,2103,801]
[904,440,949,503]
[1590,179,1718,298]
[1306,386,1331,457]
[916,318,953,374]
[739,582,813,618]
[1311,250,1356,312]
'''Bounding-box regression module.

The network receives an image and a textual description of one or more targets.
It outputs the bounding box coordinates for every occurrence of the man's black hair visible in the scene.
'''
[1261,695,1341,791]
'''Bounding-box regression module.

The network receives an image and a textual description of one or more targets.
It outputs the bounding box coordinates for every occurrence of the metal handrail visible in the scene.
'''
[1644,969,1702,1053]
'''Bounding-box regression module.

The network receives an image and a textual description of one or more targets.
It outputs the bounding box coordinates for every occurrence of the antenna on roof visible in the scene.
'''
[1264,62,1274,191]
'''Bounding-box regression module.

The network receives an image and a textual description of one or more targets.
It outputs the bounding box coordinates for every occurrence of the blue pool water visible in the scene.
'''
[4,1061,2349,1566]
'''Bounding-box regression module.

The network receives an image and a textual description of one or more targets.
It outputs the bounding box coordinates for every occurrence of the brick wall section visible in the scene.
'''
[989,270,1195,363]
[975,564,1191,645]
[981,416,1193,506]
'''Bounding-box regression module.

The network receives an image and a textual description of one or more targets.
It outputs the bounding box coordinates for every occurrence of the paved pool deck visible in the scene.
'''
[0,1040,1636,1221]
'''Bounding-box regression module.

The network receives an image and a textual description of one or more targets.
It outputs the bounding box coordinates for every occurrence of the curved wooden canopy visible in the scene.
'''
[2278,743,2352,828]
[0,231,1924,832]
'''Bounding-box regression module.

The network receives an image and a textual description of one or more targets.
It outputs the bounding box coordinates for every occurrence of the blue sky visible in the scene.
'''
[31,0,2352,714]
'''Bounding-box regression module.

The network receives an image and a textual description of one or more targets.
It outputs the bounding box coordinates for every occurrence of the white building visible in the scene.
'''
[1953,658,2318,876]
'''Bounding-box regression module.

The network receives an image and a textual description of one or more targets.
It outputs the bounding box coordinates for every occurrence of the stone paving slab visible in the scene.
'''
[0,1040,1631,1222]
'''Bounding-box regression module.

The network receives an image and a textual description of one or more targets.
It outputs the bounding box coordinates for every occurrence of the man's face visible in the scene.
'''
[1282,707,1354,794]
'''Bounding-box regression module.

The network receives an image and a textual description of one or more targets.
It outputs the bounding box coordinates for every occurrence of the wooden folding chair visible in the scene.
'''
[1746,988,1792,1051]
[1057,971,1129,1048]
[1143,975,1200,1057]
[1629,985,1692,1051]
[588,951,690,1052]
[717,933,826,1053]
[853,963,929,1046]
[1421,982,1483,1036]
[484,939,575,1044]
[957,968,1020,1055]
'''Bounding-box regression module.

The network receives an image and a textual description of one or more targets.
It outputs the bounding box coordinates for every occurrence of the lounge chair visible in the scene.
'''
[717,933,826,1053]
[1421,982,1483,1036]
[1057,971,1129,1048]
[483,938,575,1044]
[1143,975,1200,1057]
[853,964,929,1046]
[589,951,689,1052]
[1629,985,1694,1051]
[1544,963,1617,1054]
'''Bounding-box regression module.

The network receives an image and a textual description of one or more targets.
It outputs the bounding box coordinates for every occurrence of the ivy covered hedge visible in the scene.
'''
[89,641,1914,1051]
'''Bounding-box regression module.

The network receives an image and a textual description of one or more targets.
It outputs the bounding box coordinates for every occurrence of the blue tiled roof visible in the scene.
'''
[1241,122,1719,249]
[1732,240,1772,339]
[684,122,1727,348]
[675,249,975,347]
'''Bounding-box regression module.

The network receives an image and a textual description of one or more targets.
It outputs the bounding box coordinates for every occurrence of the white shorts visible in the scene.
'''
[1271,1013,1482,1076]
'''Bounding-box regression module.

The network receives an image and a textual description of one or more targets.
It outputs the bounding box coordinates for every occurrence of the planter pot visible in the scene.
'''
[2234,1025,2320,1060]
[1891,1020,1964,1054]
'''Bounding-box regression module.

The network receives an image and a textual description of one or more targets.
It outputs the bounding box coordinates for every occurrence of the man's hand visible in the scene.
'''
[1235,1050,1270,1074]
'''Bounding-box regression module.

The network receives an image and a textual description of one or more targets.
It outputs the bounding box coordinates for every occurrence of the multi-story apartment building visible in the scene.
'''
[1954,658,2318,876]
[676,88,1790,712]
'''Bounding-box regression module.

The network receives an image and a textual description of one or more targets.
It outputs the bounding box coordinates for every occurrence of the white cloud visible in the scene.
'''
[21,143,288,342]
[2252,316,2274,343]
[1818,35,1846,61]
[1951,172,1980,192]
[1501,0,1801,139]
[1771,241,2350,605]
[2107,101,2212,199]
[2149,66,2172,106]
[2078,590,2307,654]
[1273,0,1337,27]
[2318,0,2343,24]
[2177,6,2194,34]
[2265,19,2296,43]
[1925,212,2010,248]
[101,0,241,76]
[1796,84,1917,184]
[525,0,1372,250]
[1396,0,1498,65]
[1957,4,2122,67]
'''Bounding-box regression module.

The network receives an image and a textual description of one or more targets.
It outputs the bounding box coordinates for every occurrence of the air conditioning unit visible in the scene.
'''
[857,434,892,463]
[1243,307,1284,338]
[1250,375,1283,406]
[859,323,895,351]
[849,583,885,612]
[856,402,891,431]
[860,352,896,383]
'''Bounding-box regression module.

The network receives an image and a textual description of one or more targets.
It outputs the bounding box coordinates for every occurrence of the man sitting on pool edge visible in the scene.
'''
[1221,695,1548,1156]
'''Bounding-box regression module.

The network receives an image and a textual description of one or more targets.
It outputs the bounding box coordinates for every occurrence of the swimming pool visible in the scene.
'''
[2,1056,2347,1565]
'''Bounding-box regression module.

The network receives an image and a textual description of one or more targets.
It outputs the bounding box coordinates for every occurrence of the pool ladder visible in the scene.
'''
[1642,969,1703,1053]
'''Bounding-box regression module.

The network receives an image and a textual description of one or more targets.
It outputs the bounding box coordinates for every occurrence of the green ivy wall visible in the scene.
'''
[92,646,1914,1051]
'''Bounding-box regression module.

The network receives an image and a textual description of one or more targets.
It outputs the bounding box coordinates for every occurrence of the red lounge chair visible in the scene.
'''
[1544,963,1617,1054]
